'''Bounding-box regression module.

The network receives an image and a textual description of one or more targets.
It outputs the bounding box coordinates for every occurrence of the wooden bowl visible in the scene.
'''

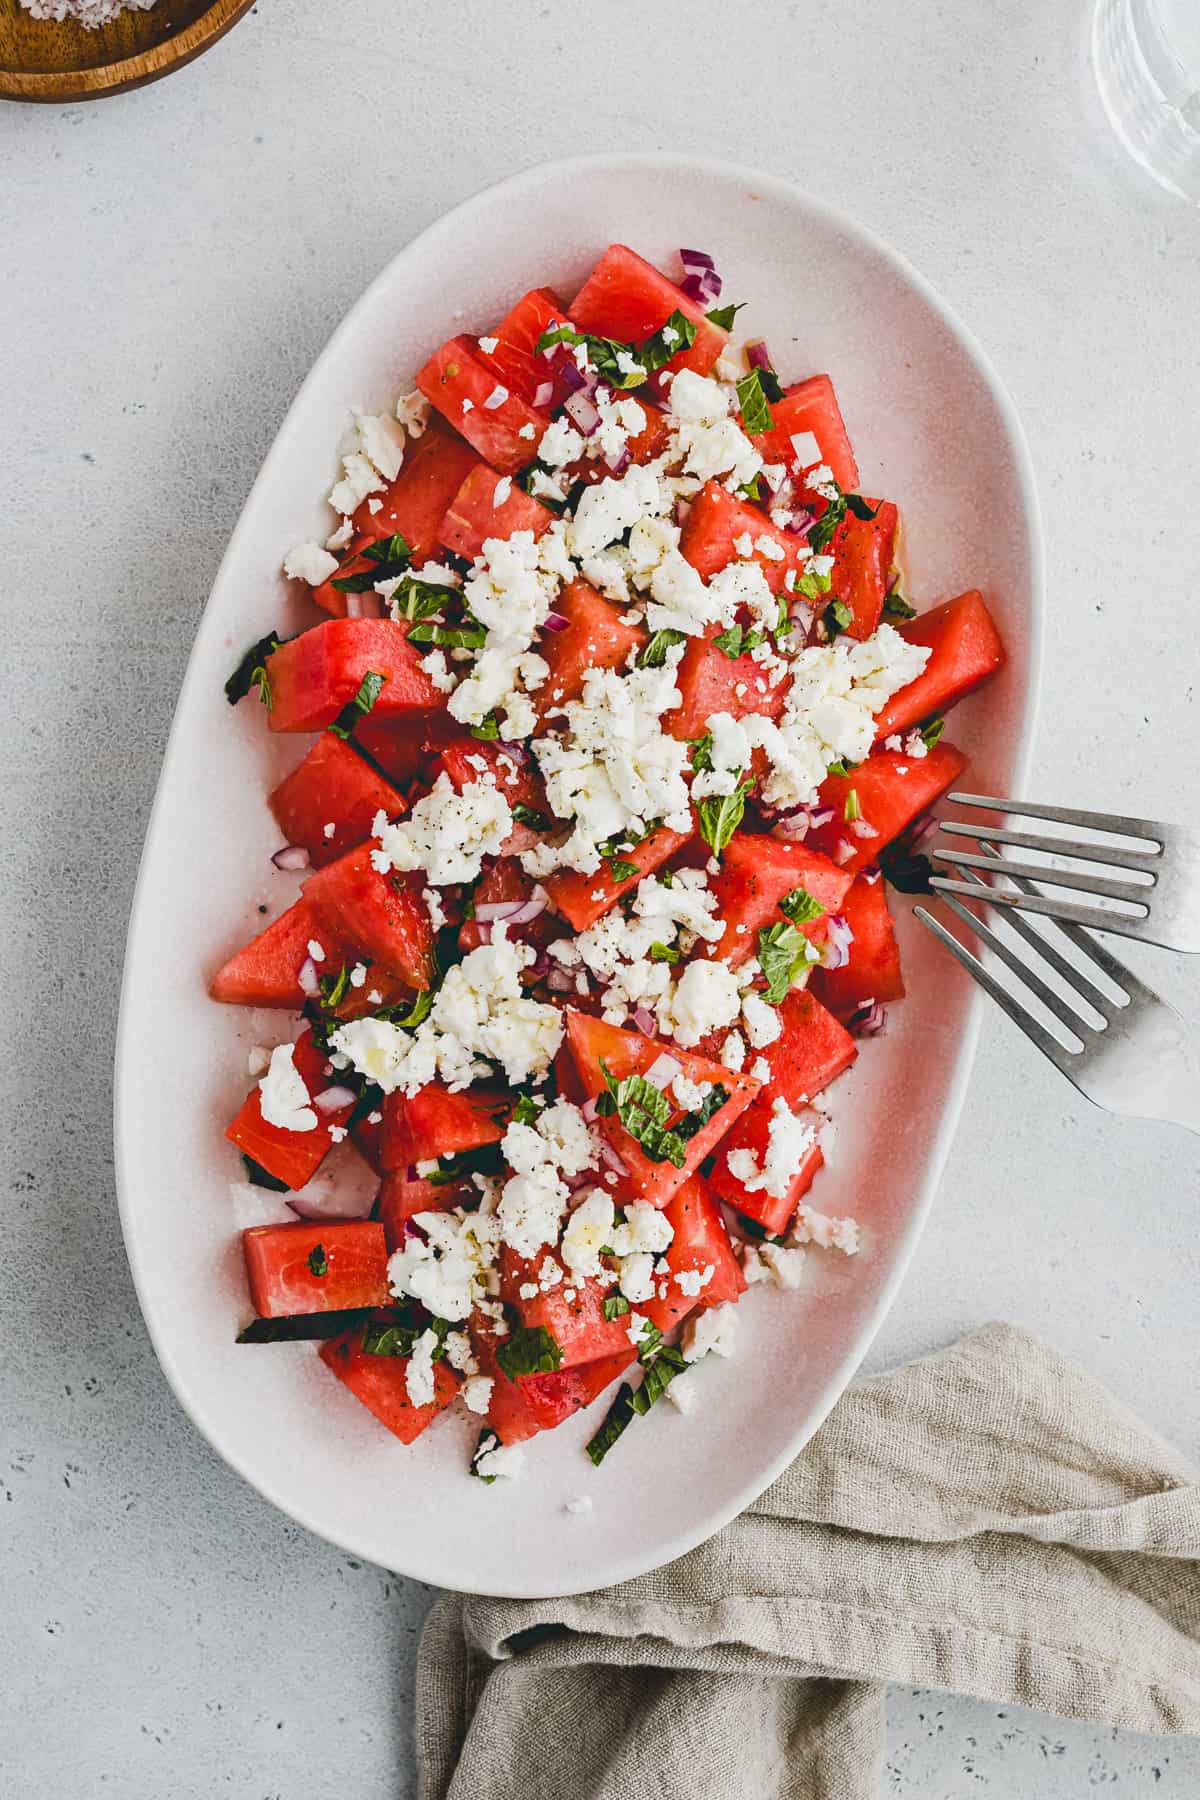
[0,0,254,101]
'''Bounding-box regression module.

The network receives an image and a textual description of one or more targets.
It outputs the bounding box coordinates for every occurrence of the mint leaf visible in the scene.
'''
[921,716,946,749]
[640,309,698,373]
[757,921,816,1004]
[408,616,486,651]
[328,671,386,740]
[697,773,755,859]
[823,598,853,639]
[306,1244,329,1278]
[470,1428,502,1482]
[634,1321,663,1364]
[689,731,714,772]
[883,589,917,619]
[736,368,780,434]
[511,803,549,829]
[705,302,745,331]
[648,941,680,964]
[602,1293,631,1321]
[332,533,412,594]
[794,570,832,600]
[391,575,453,622]
[240,1153,289,1192]
[712,622,763,659]
[607,858,640,883]
[226,631,284,709]
[779,886,825,926]
[471,714,501,740]
[597,1060,689,1167]
[317,963,351,1011]
[638,628,687,668]
[511,1091,543,1127]
[585,1344,689,1465]
[496,1325,563,1382]
[237,1309,371,1343]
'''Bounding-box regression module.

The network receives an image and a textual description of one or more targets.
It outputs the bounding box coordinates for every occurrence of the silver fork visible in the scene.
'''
[928,793,1200,953]
[915,846,1200,1133]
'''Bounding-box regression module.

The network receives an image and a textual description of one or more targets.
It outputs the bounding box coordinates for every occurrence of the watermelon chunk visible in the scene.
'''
[826,499,898,641]
[264,619,447,733]
[713,1106,824,1236]
[534,577,646,721]
[210,896,330,1009]
[303,843,436,989]
[438,460,554,560]
[353,711,458,790]
[500,1248,633,1370]
[565,397,672,486]
[320,1327,458,1444]
[569,243,728,388]
[417,335,546,474]
[269,734,405,869]
[476,286,577,407]
[478,1330,633,1446]
[663,630,789,743]
[564,1010,760,1207]
[379,1084,509,1172]
[747,374,859,492]
[641,1175,746,1334]
[704,835,854,966]
[872,591,1006,741]
[810,741,968,876]
[811,875,905,1016]
[545,820,693,933]
[679,479,803,595]
[226,1029,357,1191]
[242,1219,389,1315]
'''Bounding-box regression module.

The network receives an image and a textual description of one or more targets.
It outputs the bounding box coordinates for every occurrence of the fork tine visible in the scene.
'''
[928,876,1153,940]
[936,820,1160,873]
[947,792,1167,845]
[949,862,1124,1018]
[971,841,1163,1006]
[932,889,1101,1035]
[914,906,1079,1075]
[933,847,1152,908]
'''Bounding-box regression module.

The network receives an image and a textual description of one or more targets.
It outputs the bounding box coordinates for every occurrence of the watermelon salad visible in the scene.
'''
[215,243,1006,1484]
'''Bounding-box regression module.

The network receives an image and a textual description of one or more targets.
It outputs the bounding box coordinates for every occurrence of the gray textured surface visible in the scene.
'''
[2,0,1198,1793]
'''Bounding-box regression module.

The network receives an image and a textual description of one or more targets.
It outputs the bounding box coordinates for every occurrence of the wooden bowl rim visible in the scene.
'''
[0,0,255,101]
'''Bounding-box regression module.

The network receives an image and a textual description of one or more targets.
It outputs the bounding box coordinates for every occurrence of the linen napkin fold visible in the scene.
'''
[416,1322,1200,1800]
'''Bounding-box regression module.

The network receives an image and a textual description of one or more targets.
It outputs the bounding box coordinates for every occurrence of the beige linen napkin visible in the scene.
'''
[416,1322,1200,1799]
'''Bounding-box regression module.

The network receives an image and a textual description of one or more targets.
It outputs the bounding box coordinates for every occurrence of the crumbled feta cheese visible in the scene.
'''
[477,335,499,354]
[682,1302,737,1362]
[661,959,741,1048]
[306,939,326,963]
[518,422,537,441]
[370,775,513,887]
[444,1331,477,1375]
[461,1375,494,1415]
[788,430,822,469]
[349,963,368,989]
[750,1056,771,1083]
[561,1190,616,1280]
[720,1029,747,1071]
[405,1329,440,1407]
[246,1044,270,1079]
[395,390,430,438]
[283,541,338,586]
[473,1440,524,1480]
[498,1101,597,1260]
[789,1205,861,1255]
[564,1495,594,1516]
[609,1200,675,1258]
[675,1263,715,1298]
[742,991,782,1049]
[672,1073,712,1113]
[617,1251,656,1304]
[483,384,509,410]
[760,1243,807,1288]
[258,1043,317,1132]
[666,371,763,488]
[332,934,562,1095]
[666,1367,701,1412]
[388,1207,500,1320]
[728,1098,816,1200]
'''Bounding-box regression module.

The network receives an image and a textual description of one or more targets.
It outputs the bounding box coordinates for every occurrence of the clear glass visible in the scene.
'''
[1093,0,1200,202]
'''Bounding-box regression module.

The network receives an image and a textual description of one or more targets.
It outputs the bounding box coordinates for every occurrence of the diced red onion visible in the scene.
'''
[497,740,529,763]
[680,270,721,305]
[771,809,811,842]
[862,865,882,886]
[528,949,551,980]
[644,1052,683,1091]
[474,898,527,924]
[542,611,569,633]
[533,380,554,409]
[849,999,887,1037]
[679,247,717,272]
[547,967,576,994]
[788,507,816,535]
[674,497,693,526]
[810,805,836,829]
[598,1139,630,1177]
[287,1190,373,1222]
[604,444,632,476]
[344,590,385,620]
[745,338,773,372]
[313,1084,356,1113]
[833,840,856,866]
[848,819,879,840]
[565,390,601,437]
[506,889,549,926]
[559,359,588,395]
[905,810,940,850]
[823,914,855,970]
[406,1164,420,1181]
[271,844,310,872]
[563,1167,592,1193]
[789,600,815,635]
[631,1006,657,1038]
[297,957,321,998]
[581,1094,601,1123]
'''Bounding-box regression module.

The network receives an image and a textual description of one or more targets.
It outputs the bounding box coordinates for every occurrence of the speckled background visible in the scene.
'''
[2,0,1199,1793]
